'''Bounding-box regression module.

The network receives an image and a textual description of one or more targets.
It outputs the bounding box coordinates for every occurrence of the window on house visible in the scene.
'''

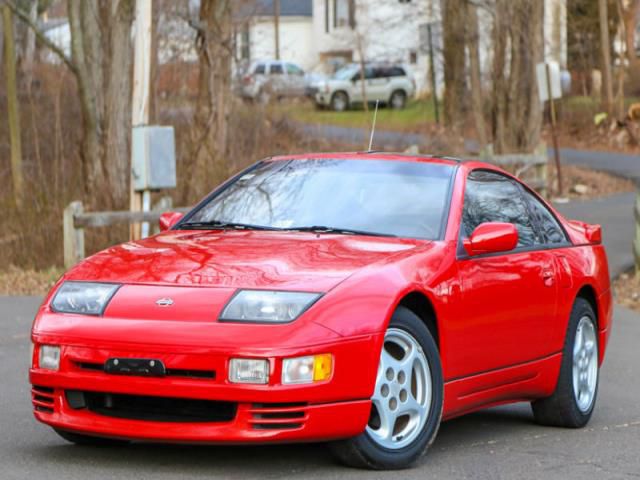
[334,0,350,28]
[240,26,250,61]
[409,51,418,64]
[325,0,330,33]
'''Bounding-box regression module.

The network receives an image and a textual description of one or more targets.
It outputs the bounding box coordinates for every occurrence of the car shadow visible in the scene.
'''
[28,403,539,474]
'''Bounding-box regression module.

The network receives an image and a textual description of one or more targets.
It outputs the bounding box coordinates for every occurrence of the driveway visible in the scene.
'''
[2,297,639,479]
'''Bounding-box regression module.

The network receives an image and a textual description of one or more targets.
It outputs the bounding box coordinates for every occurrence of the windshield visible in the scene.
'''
[333,66,359,80]
[183,159,455,239]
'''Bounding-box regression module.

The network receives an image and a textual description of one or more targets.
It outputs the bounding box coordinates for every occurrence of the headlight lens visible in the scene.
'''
[51,281,120,316]
[219,290,321,323]
[39,345,60,371]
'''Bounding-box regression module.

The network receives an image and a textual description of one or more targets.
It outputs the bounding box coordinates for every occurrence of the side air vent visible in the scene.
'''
[249,403,308,430]
[32,385,55,413]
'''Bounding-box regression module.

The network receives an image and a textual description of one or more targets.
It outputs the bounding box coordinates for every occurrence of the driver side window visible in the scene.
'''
[462,170,540,248]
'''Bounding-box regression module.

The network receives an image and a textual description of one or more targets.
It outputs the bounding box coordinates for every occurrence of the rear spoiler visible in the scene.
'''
[566,220,602,245]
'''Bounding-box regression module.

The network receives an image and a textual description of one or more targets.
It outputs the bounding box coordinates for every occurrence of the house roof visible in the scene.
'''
[239,0,312,18]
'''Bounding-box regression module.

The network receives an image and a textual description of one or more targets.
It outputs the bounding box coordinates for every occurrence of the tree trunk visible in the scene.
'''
[621,0,640,93]
[184,0,232,201]
[599,0,614,114]
[67,0,134,208]
[466,1,486,147]
[356,32,368,112]
[442,0,467,133]
[2,5,24,208]
[491,0,544,154]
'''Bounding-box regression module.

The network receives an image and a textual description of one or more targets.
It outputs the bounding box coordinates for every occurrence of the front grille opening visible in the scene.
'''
[74,362,216,380]
[65,390,236,423]
[253,422,304,430]
[33,394,53,404]
[34,405,54,413]
[253,411,305,420]
[32,385,54,394]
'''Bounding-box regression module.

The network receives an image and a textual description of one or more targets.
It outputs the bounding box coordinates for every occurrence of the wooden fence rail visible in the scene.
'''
[63,198,190,268]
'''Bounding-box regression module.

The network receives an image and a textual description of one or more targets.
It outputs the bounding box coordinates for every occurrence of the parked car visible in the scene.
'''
[314,63,416,111]
[239,59,311,103]
[30,152,611,470]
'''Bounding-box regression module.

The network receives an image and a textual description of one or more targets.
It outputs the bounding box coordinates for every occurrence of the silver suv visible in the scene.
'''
[314,63,416,111]
[239,60,308,103]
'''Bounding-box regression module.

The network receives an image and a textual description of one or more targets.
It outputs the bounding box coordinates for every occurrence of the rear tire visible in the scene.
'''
[329,306,443,469]
[54,428,129,446]
[531,297,599,428]
[331,91,349,112]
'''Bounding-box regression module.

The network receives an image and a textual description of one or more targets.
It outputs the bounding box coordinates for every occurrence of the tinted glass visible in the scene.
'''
[522,189,567,244]
[270,64,284,74]
[286,63,304,75]
[187,159,454,239]
[462,171,538,247]
[389,66,406,77]
[254,64,265,74]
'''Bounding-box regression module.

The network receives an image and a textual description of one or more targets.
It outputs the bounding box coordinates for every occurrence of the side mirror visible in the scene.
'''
[463,222,518,256]
[159,212,184,232]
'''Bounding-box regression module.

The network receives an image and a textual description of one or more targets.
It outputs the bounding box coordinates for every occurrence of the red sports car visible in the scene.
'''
[30,153,612,469]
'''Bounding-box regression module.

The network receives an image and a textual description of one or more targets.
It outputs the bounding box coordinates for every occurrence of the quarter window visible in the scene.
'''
[521,189,568,244]
[461,170,539,248]
[270,63,284,75]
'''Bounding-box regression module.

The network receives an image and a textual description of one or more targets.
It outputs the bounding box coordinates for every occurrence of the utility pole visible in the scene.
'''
[2,5,24,209]
[274,0,280,60]
[130,0,152,240]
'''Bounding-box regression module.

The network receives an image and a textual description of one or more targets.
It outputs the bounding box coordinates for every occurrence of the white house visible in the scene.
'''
[235,0,315,71]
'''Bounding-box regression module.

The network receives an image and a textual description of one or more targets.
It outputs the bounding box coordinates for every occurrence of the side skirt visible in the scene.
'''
[442,353,562,421]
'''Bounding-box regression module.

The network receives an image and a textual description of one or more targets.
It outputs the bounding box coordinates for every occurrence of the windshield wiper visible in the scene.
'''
[287,226,396,238]
[180,221,283,231]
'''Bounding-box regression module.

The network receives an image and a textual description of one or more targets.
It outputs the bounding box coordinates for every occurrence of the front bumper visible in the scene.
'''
[30,334,379,443]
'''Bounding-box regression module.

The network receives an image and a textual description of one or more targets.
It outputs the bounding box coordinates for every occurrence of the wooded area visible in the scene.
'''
[1,0,640,269]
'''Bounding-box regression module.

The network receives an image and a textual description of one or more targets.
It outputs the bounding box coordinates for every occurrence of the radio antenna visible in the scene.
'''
[368,100,380,151]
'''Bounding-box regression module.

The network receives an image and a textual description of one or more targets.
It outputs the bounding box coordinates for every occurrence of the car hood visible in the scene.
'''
[67,230,426,292]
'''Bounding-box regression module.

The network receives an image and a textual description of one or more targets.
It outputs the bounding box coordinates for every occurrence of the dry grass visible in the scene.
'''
[0,265,64,297]
[613,270,640,312]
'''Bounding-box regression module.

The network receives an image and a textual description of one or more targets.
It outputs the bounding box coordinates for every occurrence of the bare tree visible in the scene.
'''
[618,0,640,92]
[490,0,544,153]
[2,4,24,208]
[441,0,467,133]
[466,0,486,147]
[183,0,233,201]
[8,0,135,207]
[599,0,615,114]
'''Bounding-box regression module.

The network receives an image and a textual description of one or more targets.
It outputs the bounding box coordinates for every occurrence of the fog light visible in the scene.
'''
[229,358,269,384]
[39,345,60,371]
[282,354,333,384]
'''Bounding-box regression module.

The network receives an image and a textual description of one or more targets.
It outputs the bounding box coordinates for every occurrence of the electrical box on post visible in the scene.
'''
[132,126,176,191]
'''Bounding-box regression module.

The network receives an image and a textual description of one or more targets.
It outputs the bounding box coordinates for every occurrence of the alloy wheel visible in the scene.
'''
[572,316,598,413]
[366,328,432,450]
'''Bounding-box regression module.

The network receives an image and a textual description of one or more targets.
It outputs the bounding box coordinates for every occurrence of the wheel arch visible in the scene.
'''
[396,291,439,350]
[576,283,599,329]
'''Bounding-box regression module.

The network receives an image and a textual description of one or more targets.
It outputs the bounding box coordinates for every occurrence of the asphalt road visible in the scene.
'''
[2,296,639,480]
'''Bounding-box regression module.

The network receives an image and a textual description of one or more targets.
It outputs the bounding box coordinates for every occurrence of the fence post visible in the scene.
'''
[63,201,85,268]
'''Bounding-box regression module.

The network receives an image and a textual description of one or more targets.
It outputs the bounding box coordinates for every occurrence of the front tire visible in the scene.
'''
[329,306,443,469]
[330,91,349,112]
[531,297,599,428]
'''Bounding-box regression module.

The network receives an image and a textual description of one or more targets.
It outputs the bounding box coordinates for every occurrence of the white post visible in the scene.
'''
[130,0,152,240]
